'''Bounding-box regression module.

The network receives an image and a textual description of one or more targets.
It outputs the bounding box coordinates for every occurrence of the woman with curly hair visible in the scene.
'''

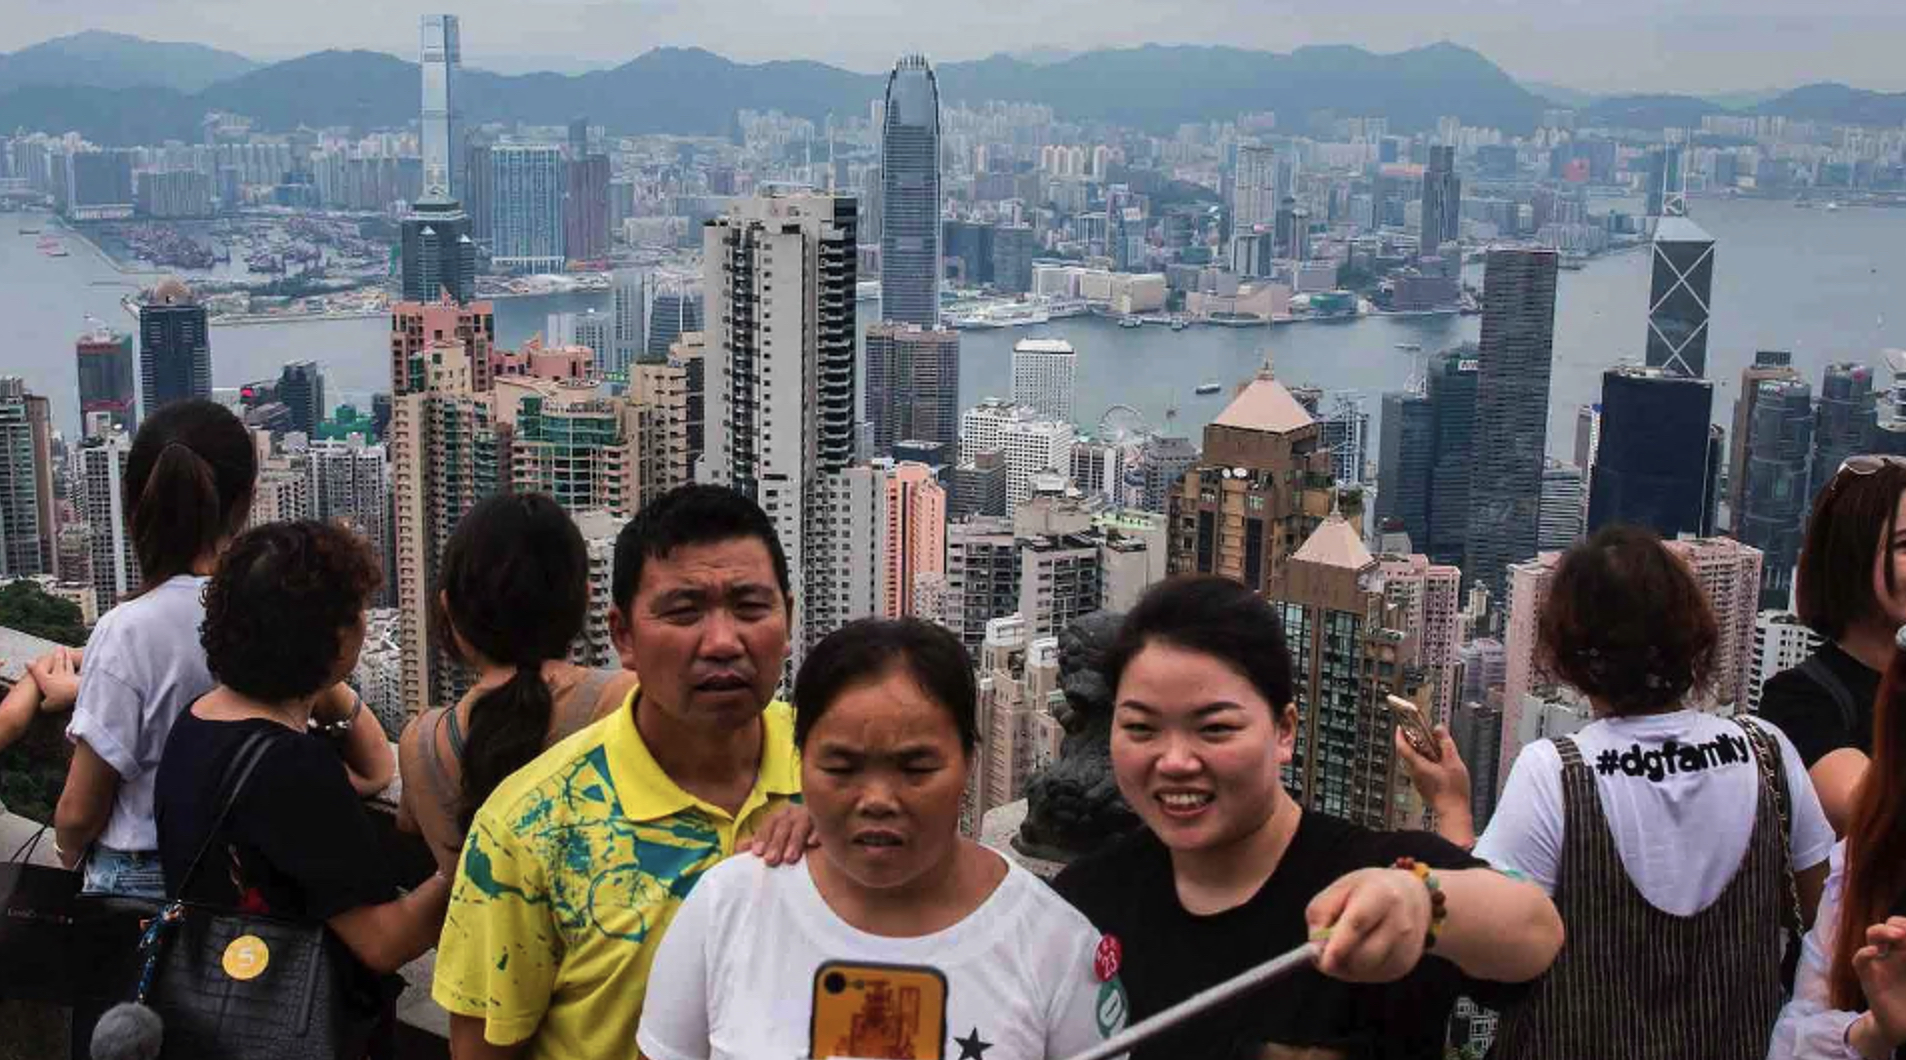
[1402,524,1835,1059]
[154,521,449,978]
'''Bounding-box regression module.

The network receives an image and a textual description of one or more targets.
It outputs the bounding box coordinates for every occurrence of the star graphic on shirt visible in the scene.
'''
[953,1027,993,1060]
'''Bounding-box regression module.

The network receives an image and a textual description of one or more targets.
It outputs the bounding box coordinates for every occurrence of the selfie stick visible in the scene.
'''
[1058,941,1320,1060]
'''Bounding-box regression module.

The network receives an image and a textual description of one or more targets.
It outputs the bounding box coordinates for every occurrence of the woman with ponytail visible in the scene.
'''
[398,492,639,872]
[53,400,259,898]
[1771,629,1906,1059]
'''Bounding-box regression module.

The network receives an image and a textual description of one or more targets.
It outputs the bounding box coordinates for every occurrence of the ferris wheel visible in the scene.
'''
[1096,404,1150,445]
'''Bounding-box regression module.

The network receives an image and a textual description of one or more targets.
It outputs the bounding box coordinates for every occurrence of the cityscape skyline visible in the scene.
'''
[3,6,1905,97]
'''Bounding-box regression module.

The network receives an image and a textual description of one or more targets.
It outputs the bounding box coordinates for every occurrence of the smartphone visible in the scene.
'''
[1386,694,1441,762]
[808,960,948,1060]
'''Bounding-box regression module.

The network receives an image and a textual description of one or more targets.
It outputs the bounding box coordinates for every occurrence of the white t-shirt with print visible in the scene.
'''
[638,852,1125,1060]
[1475,710,1835,916]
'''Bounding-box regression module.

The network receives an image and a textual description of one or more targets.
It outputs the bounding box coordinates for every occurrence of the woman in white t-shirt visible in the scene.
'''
[1401,525,1835,1060]
[639,618,1123,1060]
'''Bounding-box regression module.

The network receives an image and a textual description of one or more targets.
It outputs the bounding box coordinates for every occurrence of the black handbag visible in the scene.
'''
[0,825,82,1002]
[108,728,390,1060]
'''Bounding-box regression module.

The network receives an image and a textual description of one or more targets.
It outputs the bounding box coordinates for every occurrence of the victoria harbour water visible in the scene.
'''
[7,197,1905,456]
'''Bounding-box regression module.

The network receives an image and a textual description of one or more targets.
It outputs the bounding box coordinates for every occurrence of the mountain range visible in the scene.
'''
[0,32,1901,147]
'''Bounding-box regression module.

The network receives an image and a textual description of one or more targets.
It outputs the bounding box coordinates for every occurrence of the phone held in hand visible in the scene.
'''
[1386,694,1442,762]
[808,960,948,1060]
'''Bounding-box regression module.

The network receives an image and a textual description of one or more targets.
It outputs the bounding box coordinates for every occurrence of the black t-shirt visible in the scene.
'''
[1053,812,1513,1060]
[1758,643,1879,767]
[155,712,397,921]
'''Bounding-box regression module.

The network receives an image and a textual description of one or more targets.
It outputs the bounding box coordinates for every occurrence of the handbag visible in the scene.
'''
[0,825,154,1008]
[104,728,389,1060]
[1735,716,1803,993]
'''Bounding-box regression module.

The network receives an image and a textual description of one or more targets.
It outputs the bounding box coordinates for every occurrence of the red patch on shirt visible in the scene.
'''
[1094,934,1123,982]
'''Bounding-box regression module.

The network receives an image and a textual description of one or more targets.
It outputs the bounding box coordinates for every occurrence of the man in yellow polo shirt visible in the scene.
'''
[435,485,802,1059]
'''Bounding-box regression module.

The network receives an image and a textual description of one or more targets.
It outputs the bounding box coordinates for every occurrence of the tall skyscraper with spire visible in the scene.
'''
[404,15,476,304]
[1645,217,1714,378]
[878,54,941,329]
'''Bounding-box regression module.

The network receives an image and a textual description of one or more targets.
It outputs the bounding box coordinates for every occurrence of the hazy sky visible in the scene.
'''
[7,0,1906,95]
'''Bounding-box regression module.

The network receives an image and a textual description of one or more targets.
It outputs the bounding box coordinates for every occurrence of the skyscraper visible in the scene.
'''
[1538,460,1586,550]
[629,360,691,508]
[1587,366,1719,539]
[646,287,704,362]
[0,378,55,578]
[1737,377,1814,608]
[1663,536,1763,710]
[307,436,393,605]
[81,428,137,614]
[1748,613,1823,714]
[1645,216,1715,378]
[1419,144,1460,253]
[1645,146,1684,219]
[1009,338,1077,425]
[563,152,612,264]
[701,190,858,658]
[139,277,211,416]
[1269,515,1424,829]
[1232,143,1276,241]
[1728,350,1800,523]
[399,198,476,304]
[277,360,325,438]
[419,14,462,200]
[496,375,639,516]
[76,325,136,433]
[490,145,565,274]
[1376,394,1432,548]
[1466,248,1559,600]
[611,268,645,374]
[1168,367,1340,594]
[1813,362,1877,490]
[864,323,960,457]
[389,297,495,398]
[879,54,942,329]
[884,461,946,619]
[1424,347,1481,570]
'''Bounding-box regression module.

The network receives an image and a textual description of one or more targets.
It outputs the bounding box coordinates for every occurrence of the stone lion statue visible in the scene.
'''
[1013,609,1140,863]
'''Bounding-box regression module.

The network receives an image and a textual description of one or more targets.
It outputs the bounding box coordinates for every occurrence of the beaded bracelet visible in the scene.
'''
[1394,857,1448,950]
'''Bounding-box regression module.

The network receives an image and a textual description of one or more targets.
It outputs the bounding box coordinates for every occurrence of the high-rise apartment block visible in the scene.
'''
[812,465,893,642]
[1380,552,1464,722]
[1737,377,1814,608]
[1748,612,1823,714]
[1168,367,1341,594]
[1010,338,1078,426]
[80,428,137,614]
[1466,248,1558,601]
[277,360,325,438]
[563,153,612,264]
[700,191,857,659]
[952,450,1008,520]
[1538,460,1586,551]
[390,297,496,398]
[572,509,623,670]
[1232,144,1277,241]
[391,336,500,712]
[865,323,960,457]
[611,269,645,374]
[884,461,946,619]
[1645,217,1714,378]
[1665,536,1764,712]
[495,376,639,517]
[879,54,942,329]
[139,278,211,416]
[959,400,1075,517]
[1499,550,1561,786]
[1587,366,1719,539]
[490,145,565,274]
[76,327,136,433]
[1269,515,1425,830]
[248,454,315,528]
[960,615,1064,836]
[307,436,393,605]
[629,361,690,508]
[0,378,56,579]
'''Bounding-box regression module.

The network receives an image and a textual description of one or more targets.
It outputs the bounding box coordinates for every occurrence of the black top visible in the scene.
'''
[1758,642,1880,767]
[1054,811,1516,1060]
[155,711,396,921]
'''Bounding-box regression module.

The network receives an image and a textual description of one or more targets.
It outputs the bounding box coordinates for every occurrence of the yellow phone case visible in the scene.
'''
[808,960,948,1060]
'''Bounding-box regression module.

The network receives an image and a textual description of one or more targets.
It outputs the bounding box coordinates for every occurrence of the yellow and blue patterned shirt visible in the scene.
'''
[432,690,801,1059]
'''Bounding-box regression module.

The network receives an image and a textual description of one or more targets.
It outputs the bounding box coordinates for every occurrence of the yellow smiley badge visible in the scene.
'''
[222,935,270,981]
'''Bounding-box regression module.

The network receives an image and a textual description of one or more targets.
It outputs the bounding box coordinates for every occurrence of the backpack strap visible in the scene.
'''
[1796,655,1859,732]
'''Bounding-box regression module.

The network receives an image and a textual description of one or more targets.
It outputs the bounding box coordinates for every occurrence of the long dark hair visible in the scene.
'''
[1832,643,1906,1010]
[125,400,256,589]
[1797,461,1906,641]
[440,493,590,829]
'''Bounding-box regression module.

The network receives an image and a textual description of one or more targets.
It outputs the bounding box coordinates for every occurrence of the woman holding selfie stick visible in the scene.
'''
[1403,525,1835,1060]
[1055,573,1564,1060]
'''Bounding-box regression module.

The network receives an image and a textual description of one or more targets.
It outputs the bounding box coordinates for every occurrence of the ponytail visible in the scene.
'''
[124,401,256,589]
[457,664,556,830]
[435,492,591,828]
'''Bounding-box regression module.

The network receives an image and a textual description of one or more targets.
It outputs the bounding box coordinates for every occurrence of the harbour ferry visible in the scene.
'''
[1194,382,1223,396]
[1118,316,1142,329]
